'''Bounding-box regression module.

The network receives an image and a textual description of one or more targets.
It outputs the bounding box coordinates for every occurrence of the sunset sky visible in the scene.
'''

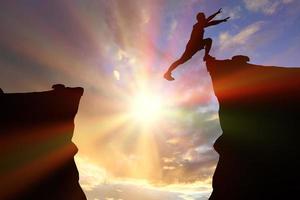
[1,0,300,199]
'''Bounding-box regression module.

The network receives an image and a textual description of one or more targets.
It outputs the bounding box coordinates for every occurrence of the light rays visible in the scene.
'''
[0,122,79,199]
[0,0,219,196]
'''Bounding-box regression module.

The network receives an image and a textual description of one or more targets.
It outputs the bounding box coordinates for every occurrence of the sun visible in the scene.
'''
[129,91,164,125]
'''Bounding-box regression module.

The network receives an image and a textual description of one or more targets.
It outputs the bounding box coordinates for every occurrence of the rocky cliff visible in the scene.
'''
[0,84,86,200]
[207,56,300,200]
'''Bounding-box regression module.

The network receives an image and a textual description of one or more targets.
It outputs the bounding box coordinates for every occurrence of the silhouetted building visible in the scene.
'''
[0,84,86,200]
[207,56,300,200]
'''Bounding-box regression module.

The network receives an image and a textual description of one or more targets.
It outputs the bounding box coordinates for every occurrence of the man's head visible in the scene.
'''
[197,12,206,23]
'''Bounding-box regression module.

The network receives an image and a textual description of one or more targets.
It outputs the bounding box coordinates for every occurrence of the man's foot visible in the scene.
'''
[203,54,209,61]
[203,54,213,61]
[164,71,175,81]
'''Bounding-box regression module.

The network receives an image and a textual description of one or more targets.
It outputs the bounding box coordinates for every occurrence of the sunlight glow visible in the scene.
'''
[129,91,164,125]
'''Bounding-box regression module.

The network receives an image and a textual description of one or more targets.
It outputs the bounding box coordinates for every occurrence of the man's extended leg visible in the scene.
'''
[164,50,194,81]
[203,38,212,61]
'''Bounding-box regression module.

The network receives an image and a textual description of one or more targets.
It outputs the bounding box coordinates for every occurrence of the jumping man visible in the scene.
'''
[164,9,230,81]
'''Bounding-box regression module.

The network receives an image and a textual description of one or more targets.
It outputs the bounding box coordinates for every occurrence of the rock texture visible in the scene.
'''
[0,84,86,200]
[207,56,300,200]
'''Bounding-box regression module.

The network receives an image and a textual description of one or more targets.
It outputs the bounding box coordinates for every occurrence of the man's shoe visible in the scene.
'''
[203,54,209,61]
[164,72,175,81]
[203,54,214,61]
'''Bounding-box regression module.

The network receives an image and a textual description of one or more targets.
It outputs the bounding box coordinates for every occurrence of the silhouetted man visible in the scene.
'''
[164,9,229,81]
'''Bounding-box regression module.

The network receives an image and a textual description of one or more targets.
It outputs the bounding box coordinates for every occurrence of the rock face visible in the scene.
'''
[207,56,300,200]
[0,84,86,200]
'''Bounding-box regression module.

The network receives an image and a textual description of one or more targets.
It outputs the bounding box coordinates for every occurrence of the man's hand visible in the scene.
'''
[207,8,223,22]
[223,17,230,22]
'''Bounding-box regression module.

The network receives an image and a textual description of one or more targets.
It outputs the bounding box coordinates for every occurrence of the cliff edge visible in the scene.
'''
[0,84,86,200]
[206,56,300,200]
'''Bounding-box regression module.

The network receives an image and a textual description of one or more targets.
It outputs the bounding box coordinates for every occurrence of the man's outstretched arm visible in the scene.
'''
[206,17,230,27]
[206,8,222,22]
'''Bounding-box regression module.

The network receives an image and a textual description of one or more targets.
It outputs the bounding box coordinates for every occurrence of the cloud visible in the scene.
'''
[84,183,210,200]
[76,158,212,199]
[167,19,178,40]
[80,178,211,200]
[218,21,264,51]
[282,0,294,3]
[243,0,294,15]
[76,156,109,191]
